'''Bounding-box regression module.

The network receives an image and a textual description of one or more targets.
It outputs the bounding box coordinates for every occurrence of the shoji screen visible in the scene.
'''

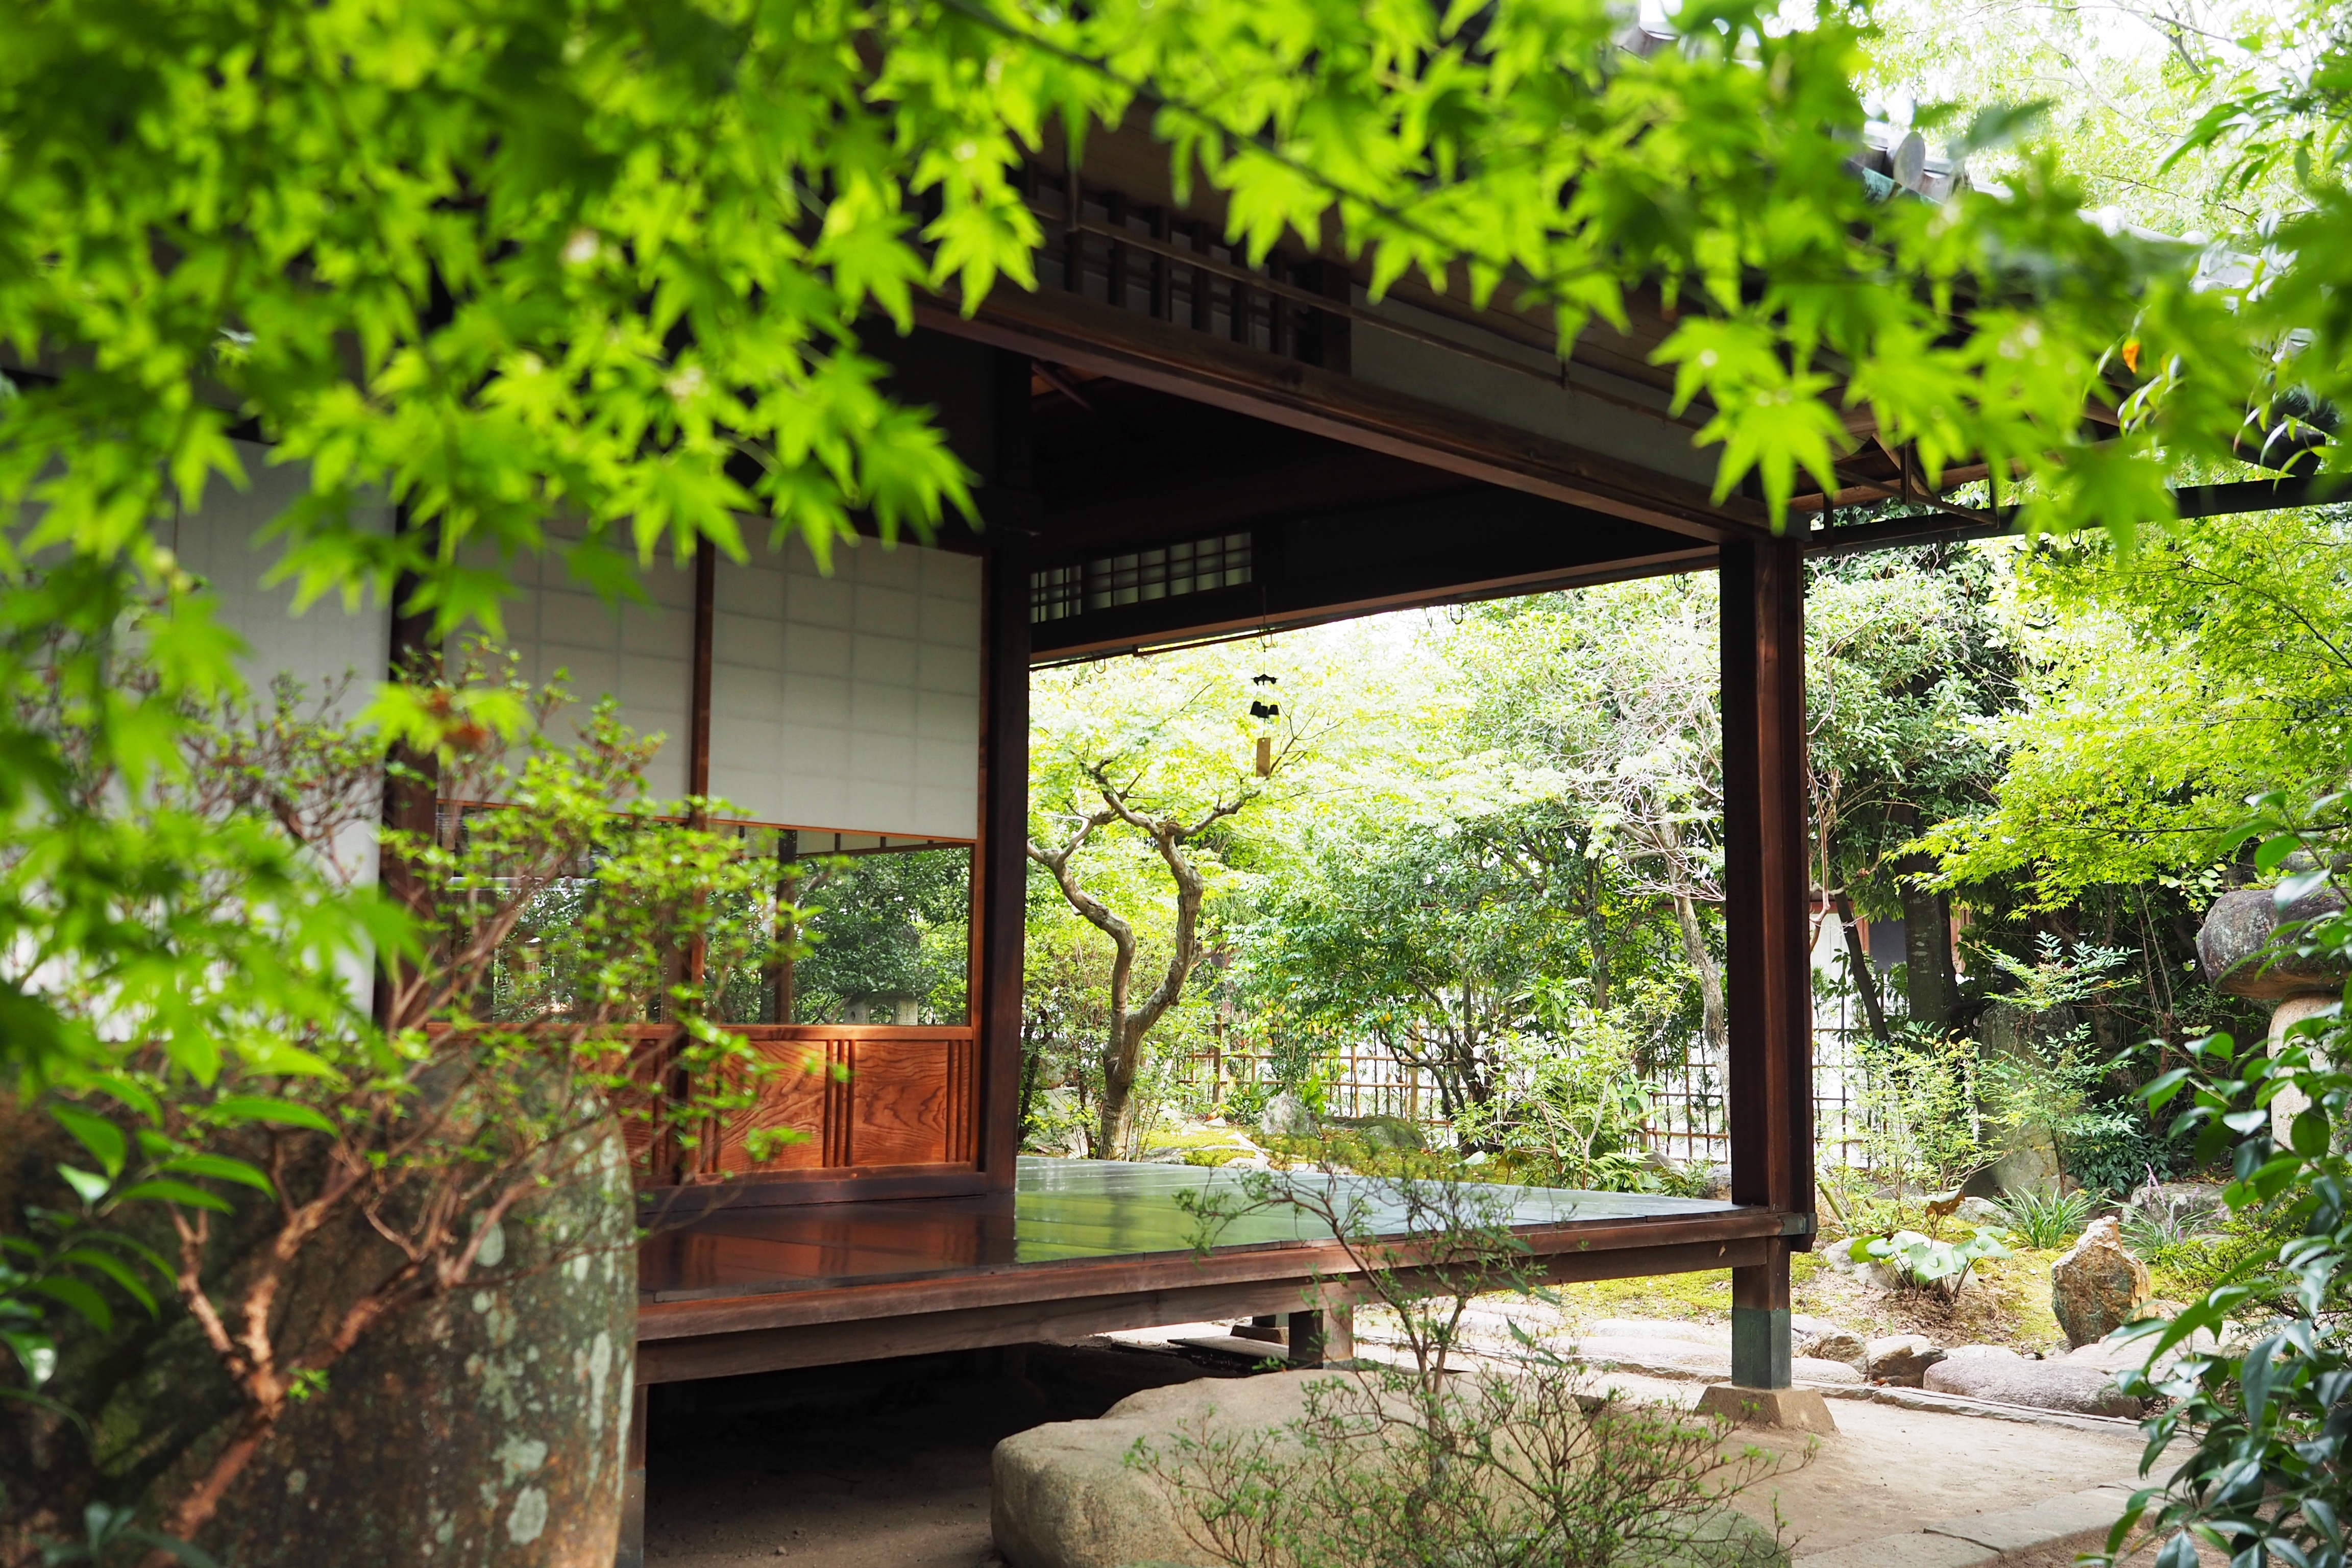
[457,519,697,801]
[708,535,982,839]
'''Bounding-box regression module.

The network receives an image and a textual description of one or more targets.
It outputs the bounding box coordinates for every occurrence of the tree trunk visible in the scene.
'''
[1673,893,1727,1063]
[1095,943,1138,1158]
[1833,891,1892,1047]
[1894,850,1958,1031]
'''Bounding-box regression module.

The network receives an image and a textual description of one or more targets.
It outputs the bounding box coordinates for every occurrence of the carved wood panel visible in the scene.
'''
[703,1028,978,1181]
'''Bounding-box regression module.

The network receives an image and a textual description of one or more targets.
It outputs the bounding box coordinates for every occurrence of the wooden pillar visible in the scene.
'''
[373,505,439,1030]
[1720,535,1811,1389]
[1286,1309,1326,1366]
[615,1385,648,1568]
[687,545,715,807]
[978,349,1035,1190]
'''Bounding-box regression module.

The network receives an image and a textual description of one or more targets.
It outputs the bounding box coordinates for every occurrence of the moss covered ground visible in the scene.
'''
[1544,1245,2072,1352]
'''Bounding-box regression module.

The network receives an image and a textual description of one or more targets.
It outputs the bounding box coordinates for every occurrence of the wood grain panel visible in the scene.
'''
[692,1027,979,1184]
[847,1035,963,1166]
[712,1036,831,1174]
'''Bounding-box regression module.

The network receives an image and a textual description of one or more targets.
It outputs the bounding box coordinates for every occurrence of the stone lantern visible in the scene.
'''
[2197,880,2349,1140]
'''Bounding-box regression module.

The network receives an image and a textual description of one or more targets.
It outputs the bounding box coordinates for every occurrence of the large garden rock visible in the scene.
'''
[198,1126,638,1568]
[1789,1316,1866,1367]
[2198,885,2349,1001]
[2051,1216,2151,1349]
[995,1370,1329,1568]
[993,1368,1785,1568]
[1923,1355,2138,1418]
[1863,1334,1946,1386]
[1256,1092,1317,1139]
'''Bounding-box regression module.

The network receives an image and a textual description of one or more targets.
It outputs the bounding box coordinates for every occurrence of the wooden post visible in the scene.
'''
[687,544,715,810]
[1720,535,1811,1391]
[978,349,1035,1190]
[616,1385,648,1568]
[373,505,439,1030]
[1286,1309,1326,1366]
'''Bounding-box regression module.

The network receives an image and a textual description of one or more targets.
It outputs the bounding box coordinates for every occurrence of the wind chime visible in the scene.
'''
[1248,673,1279,776]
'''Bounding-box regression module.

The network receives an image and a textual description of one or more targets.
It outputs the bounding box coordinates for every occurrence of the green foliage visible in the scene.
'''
[1848,1226,2012,1291]
[1849,1029,1993,1195]
[1995,1185,2096,1250]
[2092,790,2352,1567]
[1450,987,1660,1192]
[2138,1202,2299,1317]
[1931,506,2352,905]
[783,846,973,1026]
[33,1501,222,1568]
[2,647,794,1538]
[1148,1164,1800,1568]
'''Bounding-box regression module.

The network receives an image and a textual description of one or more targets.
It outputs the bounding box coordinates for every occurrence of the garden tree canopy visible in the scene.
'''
[1804,549,2013,1031]
[1451,581,1731,1058]
[7,0,2347,1109]
[1928,504,2352,905]
[1026,649,1307,1156]
[1242,792,1671,1130]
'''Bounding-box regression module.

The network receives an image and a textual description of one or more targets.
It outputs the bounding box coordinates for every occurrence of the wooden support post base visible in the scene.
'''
[1696,1383,1837,1434]
[1322,1303,1355,1364]
[616,1386,647,1568]
[1730,1304,1792,1390]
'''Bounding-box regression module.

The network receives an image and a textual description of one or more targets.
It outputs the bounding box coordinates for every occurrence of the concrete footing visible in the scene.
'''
[1697,1382,1839,1434]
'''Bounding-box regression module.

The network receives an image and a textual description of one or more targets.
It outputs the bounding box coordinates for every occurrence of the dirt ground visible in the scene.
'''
[643,1333,2171,1567]
[641,1341,1242,1567]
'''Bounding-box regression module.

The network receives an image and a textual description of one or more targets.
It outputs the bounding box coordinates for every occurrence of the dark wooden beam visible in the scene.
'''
[1807,470,2351,557]
[978,350,1035,1192]
[1720,536,1811,1389]
[635,1222,1780,1383]
[1030,482,1713,660]
[911,289,1769,547]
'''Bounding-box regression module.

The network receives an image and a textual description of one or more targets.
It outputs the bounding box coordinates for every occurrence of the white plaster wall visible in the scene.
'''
[463,521,696,801]
[169,439,395,720]
[168,439,394,999]
[709,534,981,839]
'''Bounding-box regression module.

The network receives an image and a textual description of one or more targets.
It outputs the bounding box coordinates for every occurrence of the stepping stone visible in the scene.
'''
[1923,1355,2138,1417]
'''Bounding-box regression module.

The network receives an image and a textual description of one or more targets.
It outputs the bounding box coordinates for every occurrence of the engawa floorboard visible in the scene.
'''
[638,1156,1737,1306]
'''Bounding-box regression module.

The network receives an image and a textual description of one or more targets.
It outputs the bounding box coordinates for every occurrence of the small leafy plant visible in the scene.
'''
[1997,1184,2098,1249]
[1847,1227,2011,1294]
[1148,1162,1806,1567]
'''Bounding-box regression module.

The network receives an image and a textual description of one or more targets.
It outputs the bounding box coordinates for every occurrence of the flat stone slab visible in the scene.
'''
[1570,1335,1862,1386]
[995,1370,1348,1568]
[1923,1355,2138,1418]
[1165,1334,1311,1366]
[1923,1485,2130,1553]
[1796,1532,1995,1567]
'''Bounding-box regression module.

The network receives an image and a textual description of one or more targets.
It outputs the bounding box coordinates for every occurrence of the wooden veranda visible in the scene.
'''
[603,117,1827,1563]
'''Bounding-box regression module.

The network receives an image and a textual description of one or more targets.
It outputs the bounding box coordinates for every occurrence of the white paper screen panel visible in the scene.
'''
[464,521,696,800]
[169,439,394,718]
[709,536,981,840]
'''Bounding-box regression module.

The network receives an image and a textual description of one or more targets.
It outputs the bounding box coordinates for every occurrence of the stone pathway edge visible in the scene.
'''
[1793,1482,2142,1567]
